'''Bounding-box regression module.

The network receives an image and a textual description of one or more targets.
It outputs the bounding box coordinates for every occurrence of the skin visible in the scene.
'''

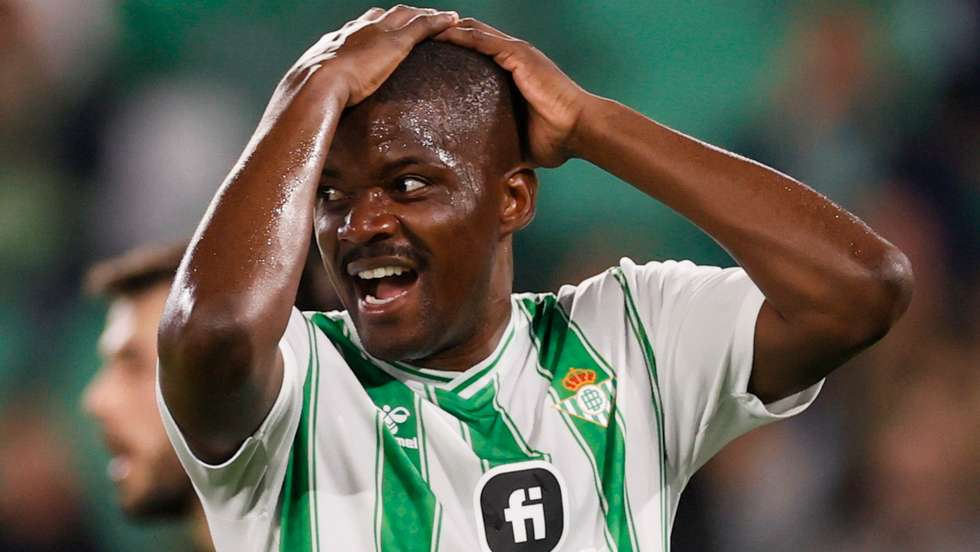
[84,283,195,519]
[315,89,529,364]
[158,6,913,464]
[433,18,913,401]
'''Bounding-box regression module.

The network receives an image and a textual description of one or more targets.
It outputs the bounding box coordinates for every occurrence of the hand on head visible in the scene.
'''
[298,5,594,169]
[286,6,459,107]
[434,17,594,168]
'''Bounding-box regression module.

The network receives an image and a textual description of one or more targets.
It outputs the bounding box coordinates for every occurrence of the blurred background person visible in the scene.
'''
[0,1,976,550]
[79,241,338,551]
[82,243,214,552]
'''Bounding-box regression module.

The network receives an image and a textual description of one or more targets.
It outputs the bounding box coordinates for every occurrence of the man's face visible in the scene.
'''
[83,283,193,519]
[315,97,514,362]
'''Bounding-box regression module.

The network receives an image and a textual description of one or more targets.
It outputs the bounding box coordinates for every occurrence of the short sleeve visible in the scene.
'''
[615,258,822,479]
[156,307,311,551]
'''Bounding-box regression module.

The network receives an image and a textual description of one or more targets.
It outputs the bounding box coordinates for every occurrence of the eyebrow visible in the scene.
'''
[322,155,448,180]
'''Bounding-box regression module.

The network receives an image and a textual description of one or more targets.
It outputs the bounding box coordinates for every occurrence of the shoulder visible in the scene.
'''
[545,257,706,311]
[516,257,752,338]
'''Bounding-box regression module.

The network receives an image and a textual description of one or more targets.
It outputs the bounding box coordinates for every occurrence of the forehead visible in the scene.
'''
[97,286,169,357]
[329,98,493,174]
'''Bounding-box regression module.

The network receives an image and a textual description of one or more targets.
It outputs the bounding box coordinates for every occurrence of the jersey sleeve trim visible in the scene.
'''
[156,335,303,476]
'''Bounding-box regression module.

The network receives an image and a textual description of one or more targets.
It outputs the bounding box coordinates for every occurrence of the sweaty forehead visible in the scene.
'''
[371,39,511,125]
[362,97,494,168]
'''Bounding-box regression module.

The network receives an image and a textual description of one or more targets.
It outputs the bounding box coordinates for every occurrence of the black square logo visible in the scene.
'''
[473,460,568,552]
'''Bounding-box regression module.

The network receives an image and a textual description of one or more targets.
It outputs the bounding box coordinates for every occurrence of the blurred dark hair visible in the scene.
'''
[84,242,187,298]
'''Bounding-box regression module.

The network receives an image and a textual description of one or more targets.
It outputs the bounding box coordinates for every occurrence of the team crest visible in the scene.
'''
[554,368,615,427]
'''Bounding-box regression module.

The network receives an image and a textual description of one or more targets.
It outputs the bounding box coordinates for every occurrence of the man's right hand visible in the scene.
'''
[266,5,458,117]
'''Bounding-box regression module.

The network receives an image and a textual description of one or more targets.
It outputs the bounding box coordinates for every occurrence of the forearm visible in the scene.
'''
[167,85,345,347]
[574,97,911,332]
[157,81,345,456]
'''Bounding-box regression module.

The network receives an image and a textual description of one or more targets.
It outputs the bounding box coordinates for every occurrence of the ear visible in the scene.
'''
[499,167,538,236]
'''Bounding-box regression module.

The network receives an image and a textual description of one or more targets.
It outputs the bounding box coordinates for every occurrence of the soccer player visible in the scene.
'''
[156,6,913,552]
[83,243,214,551]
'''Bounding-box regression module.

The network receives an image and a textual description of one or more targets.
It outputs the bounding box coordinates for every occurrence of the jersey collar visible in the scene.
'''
[340,298,522,396]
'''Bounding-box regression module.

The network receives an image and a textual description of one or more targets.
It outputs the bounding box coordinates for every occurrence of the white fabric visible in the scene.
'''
[158,258,822,551]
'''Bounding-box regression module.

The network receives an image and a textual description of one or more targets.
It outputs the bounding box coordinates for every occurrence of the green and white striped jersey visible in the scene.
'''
[159,258,822,552]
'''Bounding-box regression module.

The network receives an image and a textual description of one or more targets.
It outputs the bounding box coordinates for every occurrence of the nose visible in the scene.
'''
[82,368,110,420]
[337,188,400,245]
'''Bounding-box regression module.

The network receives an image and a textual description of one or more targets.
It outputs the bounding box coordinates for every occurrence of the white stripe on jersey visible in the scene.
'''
[161,258,823,552]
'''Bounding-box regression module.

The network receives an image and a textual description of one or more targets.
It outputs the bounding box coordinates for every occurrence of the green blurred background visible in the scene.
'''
[1,1,978,550]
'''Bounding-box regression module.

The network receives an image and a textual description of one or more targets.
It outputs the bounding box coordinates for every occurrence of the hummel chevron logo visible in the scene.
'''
[380,404,418,450]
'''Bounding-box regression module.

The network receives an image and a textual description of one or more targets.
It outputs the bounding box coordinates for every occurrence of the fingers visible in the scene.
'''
[379,5,436,29]
[453,17,515,40]
[362,7,385,20]
[397,10,459,44]
[434,26,513,58]
[433,16,526,56]
[340,7,384,33]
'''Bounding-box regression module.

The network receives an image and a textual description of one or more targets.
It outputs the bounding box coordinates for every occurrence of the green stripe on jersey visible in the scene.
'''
[445,325,515,394]
[312,314,438,552]
[389,361,455,384]
[521,295,639,552]
[279,316,320,551]
[431,372,548,470]
[611,268,670,551]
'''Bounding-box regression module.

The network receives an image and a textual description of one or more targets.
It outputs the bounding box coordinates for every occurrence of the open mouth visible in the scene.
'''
[108,455,132,482]
[348,261,420,310]
[102,434,132,483]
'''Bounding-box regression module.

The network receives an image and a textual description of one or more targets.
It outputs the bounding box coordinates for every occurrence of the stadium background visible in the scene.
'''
[1,0,977,550]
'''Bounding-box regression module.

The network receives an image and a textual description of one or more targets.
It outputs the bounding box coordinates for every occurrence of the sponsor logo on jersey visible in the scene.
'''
[380,404,418,449]
[473,461,568,552]
[554,368,615,427]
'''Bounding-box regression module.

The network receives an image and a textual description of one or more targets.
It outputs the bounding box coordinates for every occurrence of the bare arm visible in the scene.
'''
[158,6,459,463]
[571,100,913,401]
[437,19,913,403]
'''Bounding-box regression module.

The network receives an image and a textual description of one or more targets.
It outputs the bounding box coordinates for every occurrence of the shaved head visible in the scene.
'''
[366,40,526,174]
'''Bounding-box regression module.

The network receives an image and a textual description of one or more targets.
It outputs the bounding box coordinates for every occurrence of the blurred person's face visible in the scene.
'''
[83,283,194,519]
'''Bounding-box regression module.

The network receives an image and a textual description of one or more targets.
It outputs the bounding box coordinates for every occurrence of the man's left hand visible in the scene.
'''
[435,18,595,168]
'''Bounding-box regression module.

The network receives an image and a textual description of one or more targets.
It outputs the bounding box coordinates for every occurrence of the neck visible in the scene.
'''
[413,242,513,372]
[416,294,512,372]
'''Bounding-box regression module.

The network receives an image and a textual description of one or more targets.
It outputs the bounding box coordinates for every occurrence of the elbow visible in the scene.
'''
[877,246,914,324]
[840,245,915,348]
[157,297,260,388]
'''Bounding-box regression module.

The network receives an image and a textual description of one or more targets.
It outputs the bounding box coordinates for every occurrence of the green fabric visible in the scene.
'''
[279,317,319,551]
[521,295,640,552]
[313,314,437,552]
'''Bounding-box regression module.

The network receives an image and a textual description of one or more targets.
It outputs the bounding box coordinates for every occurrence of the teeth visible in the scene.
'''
[364,294,396,305]
[357,266,408,280]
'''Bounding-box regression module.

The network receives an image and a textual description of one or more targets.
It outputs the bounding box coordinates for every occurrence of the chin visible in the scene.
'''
[359,328,432,363]
[358,312,452,362]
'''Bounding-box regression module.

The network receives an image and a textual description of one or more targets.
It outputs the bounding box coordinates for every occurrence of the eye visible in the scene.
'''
[397,176,428,194]
[319,186,347,202]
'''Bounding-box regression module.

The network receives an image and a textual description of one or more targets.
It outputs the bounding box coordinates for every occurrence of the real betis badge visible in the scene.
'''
[554,368,615,427]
